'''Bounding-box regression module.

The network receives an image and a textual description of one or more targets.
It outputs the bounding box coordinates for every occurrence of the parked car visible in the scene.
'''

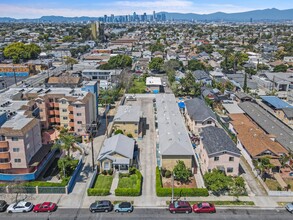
[7,201,34,213]
[33,202,57,213]
[114,202,133,213]
[168,201,192,214]
[285,202,293,213]
[192,202,216,213]
[89,200,113,213]
[0,200,8,212]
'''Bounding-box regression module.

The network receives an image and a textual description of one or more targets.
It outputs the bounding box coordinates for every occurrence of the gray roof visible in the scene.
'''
[156,94,194,156]
[239,102,293,151]
[113,105,141,123]
[185,98,216,123]
[192,70,211,81]
[235,92,253,100]
[97,134,135,161]
[201,126,240,156]
[283,108,293,119]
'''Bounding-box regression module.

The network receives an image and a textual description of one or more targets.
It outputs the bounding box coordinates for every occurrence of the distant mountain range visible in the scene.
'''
[1,8,293,23]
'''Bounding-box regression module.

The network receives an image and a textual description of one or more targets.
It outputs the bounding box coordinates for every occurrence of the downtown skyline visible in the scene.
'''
[0,0,293,19]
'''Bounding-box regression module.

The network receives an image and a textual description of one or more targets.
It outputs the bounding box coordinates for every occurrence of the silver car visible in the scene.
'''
[285,202,293,213]
[7,201,34,213]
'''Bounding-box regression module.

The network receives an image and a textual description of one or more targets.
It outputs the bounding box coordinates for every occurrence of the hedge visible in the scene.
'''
[156,167,209,197]
[115,169,142,196]
[87,188,110,196]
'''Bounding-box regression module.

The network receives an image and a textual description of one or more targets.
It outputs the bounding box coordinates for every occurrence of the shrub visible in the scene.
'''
[129,167,136,175]
[156,167,208,197]
[108,169,113,175]
[87,188,110,196]
[165,170,172,178]
[119,173,130,178]
[102,170,107,175]
[127,133,133,138]
[114,129,123,135]
[161,168,167,177]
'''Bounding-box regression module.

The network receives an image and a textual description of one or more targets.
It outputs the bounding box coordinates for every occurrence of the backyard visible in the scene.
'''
[127,76,147,94]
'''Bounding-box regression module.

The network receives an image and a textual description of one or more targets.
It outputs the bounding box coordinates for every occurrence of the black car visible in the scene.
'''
[89,200,113,213]
[0,200,8,212]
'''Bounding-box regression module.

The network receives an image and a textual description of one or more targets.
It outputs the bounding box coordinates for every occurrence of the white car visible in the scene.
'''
[7,201,34,213]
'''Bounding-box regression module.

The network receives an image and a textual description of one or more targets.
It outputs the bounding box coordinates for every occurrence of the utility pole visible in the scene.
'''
[171,172,174,203]
[13,64,17,86]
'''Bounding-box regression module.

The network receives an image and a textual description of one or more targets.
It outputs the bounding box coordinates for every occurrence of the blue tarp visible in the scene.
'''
[153,90,159,94]
[178,102,185,109]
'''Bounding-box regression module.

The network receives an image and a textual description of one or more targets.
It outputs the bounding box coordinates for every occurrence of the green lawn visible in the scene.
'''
[265,179,282,191]
[94,175,113,190]
[127,79,146,94]
[118,174,138,188]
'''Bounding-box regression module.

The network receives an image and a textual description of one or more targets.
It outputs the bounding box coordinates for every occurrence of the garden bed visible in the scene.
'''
[265,179,282,191]
[162,176,197,188]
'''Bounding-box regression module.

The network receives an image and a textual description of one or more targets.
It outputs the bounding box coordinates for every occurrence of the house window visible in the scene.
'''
[229,157,234,161]
[104,161,110,170]
[77,113,82,116]
[77,121,82,124]
[49,99,54,102]
[63,117,68,120]
[134,130,138,134]
[64,124,68,128]
[14,158,21,163]
[227,167,233,173]
[13,148,20,152]
[214,157,219,161]
[76,105,81,108]
[77,129,82,132]
[11,137,18,141]
[61,100,67,104]
[207,121,212,124]
[62,109,67,112]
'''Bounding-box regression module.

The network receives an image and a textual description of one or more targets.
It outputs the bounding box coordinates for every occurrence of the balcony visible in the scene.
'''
[54,110,60,115]
[69,122,75,127]
[68,106,73,111]
[0,152,10,160]
[69,114,74,120]
[48,110,55,115]
[0,141,8,149]
[55,118,60,123]
[0,163,11,169]
[48,118,55,123]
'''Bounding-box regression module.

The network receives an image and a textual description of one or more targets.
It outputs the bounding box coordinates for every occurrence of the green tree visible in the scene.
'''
[3,42,41,63]
[149,57,164,72]
[180,71,201,97]
[257,63,269,71]
[149,42,165,53]
[173,160,191,184]
[100,55,132,69]
[53,129,76,157]
[253,157,275,180]
[273,64,288,72]
[187,60,205,71]
[204,169,232,195]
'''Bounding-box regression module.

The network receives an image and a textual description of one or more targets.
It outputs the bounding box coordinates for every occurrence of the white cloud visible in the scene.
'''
[0,1,262,18]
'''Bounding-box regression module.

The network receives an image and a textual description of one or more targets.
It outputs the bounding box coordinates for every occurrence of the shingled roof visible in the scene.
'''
[185,98,216,123]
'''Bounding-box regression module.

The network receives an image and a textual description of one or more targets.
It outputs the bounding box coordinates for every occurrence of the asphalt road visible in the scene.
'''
[0,208,291,220]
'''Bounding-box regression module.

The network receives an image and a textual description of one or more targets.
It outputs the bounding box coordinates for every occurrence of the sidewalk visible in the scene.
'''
[110,172,119,195]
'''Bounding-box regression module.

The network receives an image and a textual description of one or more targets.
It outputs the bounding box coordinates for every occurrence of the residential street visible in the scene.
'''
[0,208,291,220]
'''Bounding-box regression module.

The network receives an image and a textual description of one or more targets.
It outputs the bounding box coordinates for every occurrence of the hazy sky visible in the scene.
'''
[1,0,293,18]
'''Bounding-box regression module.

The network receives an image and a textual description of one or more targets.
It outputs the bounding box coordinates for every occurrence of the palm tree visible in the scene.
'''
[53,129,76,157]
[253,157,275,181]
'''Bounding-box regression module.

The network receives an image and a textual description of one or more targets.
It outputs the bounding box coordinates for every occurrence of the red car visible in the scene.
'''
[169,201,192,214]
[33,202,57,213]
[193,202,216,213]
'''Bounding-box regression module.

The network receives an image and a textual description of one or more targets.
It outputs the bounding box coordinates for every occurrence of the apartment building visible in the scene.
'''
[33,88,97,135]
